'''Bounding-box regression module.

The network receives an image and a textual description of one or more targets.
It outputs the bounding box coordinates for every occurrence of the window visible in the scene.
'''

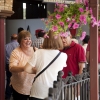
[23,3,26,19]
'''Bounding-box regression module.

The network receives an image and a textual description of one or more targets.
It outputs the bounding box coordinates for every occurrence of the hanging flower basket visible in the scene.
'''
[42,0,99,39]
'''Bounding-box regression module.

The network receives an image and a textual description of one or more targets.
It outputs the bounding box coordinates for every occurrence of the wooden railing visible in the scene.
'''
[44,67,95,100]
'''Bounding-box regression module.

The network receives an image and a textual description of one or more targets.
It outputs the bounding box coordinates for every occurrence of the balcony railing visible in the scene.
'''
[44,67,100,100]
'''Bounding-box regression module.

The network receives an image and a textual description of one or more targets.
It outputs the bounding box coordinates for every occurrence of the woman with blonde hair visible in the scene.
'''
[9,30,35,100]
[24,30,67,100]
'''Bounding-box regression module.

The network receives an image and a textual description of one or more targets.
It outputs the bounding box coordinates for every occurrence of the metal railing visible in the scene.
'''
[44,67,95,100]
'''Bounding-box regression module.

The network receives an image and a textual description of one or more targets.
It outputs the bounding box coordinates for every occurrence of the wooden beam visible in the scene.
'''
[89,0,99,100]
[0,10,14,100]
[0,10,14,18]
[0,18,5,100]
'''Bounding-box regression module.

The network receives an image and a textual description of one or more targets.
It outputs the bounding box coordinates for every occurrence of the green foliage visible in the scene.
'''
[42,2,93,36]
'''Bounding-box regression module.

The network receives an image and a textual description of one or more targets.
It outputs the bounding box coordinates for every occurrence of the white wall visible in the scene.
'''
[6,19,89,44]
[6,19,46,43]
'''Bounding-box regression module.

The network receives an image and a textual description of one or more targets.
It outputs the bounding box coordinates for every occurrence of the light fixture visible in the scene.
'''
[38,4,40,7]
[23,3,26,19]
[44,5,46,9]
[23,3,26,9]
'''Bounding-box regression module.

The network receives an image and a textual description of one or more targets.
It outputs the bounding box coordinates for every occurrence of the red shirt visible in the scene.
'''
[87,36,100,63]
[62,42,86,78]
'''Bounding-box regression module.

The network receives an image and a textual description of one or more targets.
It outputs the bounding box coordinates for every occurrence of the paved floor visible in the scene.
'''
[10,96,13,100]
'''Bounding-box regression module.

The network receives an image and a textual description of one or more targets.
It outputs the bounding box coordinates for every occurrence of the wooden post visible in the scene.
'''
[0,17,5,100]
[89,0,99,100]
[0,10,14,100]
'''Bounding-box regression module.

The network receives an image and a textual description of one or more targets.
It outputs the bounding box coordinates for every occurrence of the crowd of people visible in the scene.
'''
[5,27,92,100]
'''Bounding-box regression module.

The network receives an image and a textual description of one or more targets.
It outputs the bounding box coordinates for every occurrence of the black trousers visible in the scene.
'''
[29,97,43,100]
[12,87,29,100]
[5,64,12,99]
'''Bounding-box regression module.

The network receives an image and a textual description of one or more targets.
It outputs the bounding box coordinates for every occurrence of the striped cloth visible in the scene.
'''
[32,37,44,49]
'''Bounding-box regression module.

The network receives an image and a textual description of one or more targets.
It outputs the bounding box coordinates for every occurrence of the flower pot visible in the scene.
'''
[69,28,77,38]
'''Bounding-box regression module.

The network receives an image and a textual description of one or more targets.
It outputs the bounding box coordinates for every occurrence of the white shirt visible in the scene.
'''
[28,49,67,99]
[71,38,78,44]
[32,37,44,49]
[82,44,88,55]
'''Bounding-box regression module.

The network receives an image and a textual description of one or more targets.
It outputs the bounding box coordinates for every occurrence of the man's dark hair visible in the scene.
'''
[18,27,24,34]
[38,30,45,37]
[83,35,90,44]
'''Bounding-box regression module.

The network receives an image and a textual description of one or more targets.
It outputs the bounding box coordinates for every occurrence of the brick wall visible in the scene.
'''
[0,0,13,11]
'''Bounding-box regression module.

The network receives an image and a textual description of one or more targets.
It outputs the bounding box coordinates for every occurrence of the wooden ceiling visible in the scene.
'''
[16,0,43,3]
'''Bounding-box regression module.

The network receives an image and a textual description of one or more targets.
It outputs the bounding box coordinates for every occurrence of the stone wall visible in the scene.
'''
[0,0,13,11]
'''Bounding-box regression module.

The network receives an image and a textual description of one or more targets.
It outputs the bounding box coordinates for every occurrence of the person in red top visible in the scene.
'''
[86,28,100,67]
[61,30,86,78]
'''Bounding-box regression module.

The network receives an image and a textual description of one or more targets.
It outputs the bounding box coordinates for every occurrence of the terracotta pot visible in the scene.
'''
[69,28,77,37]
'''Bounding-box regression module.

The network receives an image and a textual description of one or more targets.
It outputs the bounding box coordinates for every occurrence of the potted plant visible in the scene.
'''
[42,0,98,40]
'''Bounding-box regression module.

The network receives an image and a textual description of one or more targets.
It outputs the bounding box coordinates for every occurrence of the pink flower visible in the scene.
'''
[91,16,96,23]
[54,35,58,39]
[91,17,97,26]
[44,34,49,38]
[68,23,72,28]
[54,8,58,12]
[43,1,98,39]
[55,3,64,12]
[52,26,58,31]
[48,15,53,19]
[41,18,44,21]
[59,3,65,8]
[55,14,61,19]
[79,8,84,13]
[72,15,76,18]
[83,20,87,25]
[58,7,64,12]
[72,19,75,22]
[45,20,49,25]
[55,3,59,6]
[98,20,100,26]
[92,21,98,27]
[75,0,83,3]
[83,0,89,7]
[60,32,69,37]
[72,23,79,29]
[89,8,93,14]
[58,21,64,26]
[86,7,89,11]
[66,18,70,22]
[80,31,86,40]
[79,15,86,23]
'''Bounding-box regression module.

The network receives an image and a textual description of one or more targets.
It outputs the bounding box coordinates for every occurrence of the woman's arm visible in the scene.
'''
[9,66,24,73]
[9,50,24,73]
[86,51,90,64]
[24,63,36,74]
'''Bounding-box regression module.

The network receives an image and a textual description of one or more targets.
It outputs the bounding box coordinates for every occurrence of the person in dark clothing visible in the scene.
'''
[18,27,24,34]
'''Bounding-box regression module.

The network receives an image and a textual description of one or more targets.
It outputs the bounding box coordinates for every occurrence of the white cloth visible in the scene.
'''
[71,38,78,44]
[82,44,88,55]
[98,63,100,69]
[28,49,67,99]
[32,37,44,49]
